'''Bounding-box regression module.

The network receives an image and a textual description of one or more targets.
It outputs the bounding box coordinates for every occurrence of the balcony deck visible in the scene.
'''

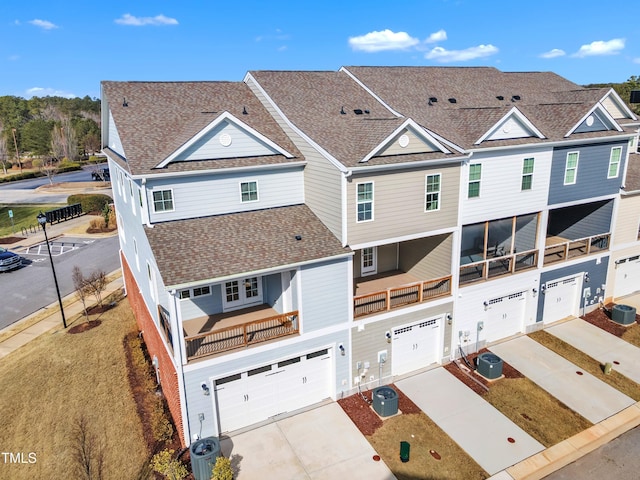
[354,271,452,318]
[543,233,610,265]
[183,305,299,361]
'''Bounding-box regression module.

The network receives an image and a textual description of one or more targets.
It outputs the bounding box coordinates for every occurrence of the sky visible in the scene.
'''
[0,0,639,100]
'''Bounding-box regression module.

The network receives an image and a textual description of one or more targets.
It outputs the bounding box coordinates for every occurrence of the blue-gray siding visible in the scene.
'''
[548,141,627,205]
[573,113,610,134]
[547,200,614,240]
[536,257,609,322]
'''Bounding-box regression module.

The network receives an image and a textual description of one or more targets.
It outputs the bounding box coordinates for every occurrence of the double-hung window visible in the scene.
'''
[468,164,481,198]
[521,158,534,190]
[240,181,258,202]
[152,189,174,212]
[425,174,441,211]
[356,182,373,222]
[564,152,579,185]
[608,147,622,179]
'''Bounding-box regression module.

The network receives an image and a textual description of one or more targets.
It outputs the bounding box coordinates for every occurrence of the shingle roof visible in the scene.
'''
[624,152,640,193]
[101,81,303,175]
[146,204,351,287]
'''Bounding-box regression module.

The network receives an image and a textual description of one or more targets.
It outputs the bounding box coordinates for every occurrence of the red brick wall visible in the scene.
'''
[121,253,186,446]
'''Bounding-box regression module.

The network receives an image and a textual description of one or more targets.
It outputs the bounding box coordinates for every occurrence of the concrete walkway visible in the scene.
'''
[396,368,544,475]
[490,336,635,424]
[220,402,395,480]
[547,318,640,385]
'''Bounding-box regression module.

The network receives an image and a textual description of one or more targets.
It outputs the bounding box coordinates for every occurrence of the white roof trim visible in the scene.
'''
[339,66,403,118]
[564,103,622,138]
[601,88,638,121]
[244,72,349,173]
[474,106,545,145]
[155,111,294,169]
[360,118,451,163]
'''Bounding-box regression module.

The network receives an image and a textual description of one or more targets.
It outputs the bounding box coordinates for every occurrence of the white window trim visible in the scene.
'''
[521,157,534,191]
[361,247,377,276]
[425,173,442,212]
[117,213,126,243]
[152,188,175,213]
[356,181,374,223]
[222,277,263,312]
[122,173,127,203]
[130,180,136,216]
[147,261,156,302]
[607,146,622,179]
[468,163,482,198]
[178,285,212,300]
[564,151,579,185]
[239,180,259,203]
[133,237,139,271]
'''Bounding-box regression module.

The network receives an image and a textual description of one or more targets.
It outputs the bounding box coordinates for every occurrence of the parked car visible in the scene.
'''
[0,247,22,272]
[91,167,110,181]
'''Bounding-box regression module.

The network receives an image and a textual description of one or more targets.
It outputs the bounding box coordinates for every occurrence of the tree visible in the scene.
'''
[70,414,104,480]
[32,157,58,184]
[21,118,54,155]
[86,269,107,307]
[0,124,8,175]
[72,266,92,322]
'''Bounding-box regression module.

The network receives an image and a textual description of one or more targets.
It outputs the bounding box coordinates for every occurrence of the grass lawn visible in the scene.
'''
[0,204,64,238]
[529,330,640,401]
[621,323,640,347]
[368,412,488,480]
[0,300,150,479]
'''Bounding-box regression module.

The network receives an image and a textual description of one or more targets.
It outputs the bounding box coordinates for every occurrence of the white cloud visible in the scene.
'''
[426,29,447,44]
[634,58,640,65]
[349,29,419,52]
[8,54,20,61]
[540,48,565,59]
[573,38,624,57]
[29,19,58,30]
[26,87,75,98]
[115,13,178,26]
[425,44,498,62]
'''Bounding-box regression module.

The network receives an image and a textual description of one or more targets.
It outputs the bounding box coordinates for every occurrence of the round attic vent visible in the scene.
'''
[220,133,232,147]
[586,115,594,127]
[398,134,409,148]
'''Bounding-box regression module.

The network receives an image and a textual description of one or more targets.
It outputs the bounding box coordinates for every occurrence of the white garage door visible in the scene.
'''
[615,255,640,298]
[213,348,332,433]
[543,275,580,324]
[392,316,442,376]
[485,291,527,342]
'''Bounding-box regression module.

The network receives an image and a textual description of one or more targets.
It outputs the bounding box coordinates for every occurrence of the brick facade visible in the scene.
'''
[121,254,186,446]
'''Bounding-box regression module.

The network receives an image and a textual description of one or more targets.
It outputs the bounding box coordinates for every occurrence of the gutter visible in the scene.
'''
[130,161,307,181]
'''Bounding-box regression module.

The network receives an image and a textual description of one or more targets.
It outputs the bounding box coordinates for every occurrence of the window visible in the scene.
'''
[147,261,155,301]
[152,190,174,212]
[356,182,373,222]
[608,147,622,178]
[133,238,139,271]
[223,277,263,310]
[468,164,481,198]
[179,285,210,300]
[521,158,534,190]
[130,180,136,215]
[425,174,441,211]
[179,290,191,299]
[564,152,579,185]
[240,181,258,202]
[361,247,377,276]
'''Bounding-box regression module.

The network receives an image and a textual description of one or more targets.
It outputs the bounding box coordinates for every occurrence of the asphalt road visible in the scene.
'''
[0,235,120,329]
[544,425,640,479]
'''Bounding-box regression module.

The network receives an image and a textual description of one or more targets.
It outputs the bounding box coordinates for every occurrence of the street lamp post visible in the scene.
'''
[37,212,67,328]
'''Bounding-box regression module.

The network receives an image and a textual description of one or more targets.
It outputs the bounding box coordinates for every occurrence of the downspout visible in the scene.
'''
[141,178,153,228]
[341,170,353,247]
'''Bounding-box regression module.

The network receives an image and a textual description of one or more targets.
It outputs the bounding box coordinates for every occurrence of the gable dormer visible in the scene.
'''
[565,104,622,137]
[360,119,457,163]
[600,88,637,121]
[475,107,545,145]
[156,112,293,168]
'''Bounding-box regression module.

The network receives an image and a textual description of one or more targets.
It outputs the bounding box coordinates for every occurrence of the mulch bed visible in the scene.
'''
[443,349,524,396]
[86,227,117,234]
[0,236,24,245]
[68,320,102,334]
[581,303,640,337]
[337,383,421,436]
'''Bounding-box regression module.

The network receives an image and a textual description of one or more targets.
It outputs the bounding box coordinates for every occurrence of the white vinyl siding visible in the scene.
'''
[521,158,534,191]
[356,182,374,222]
[468,164,481,198]
[152,189,174,213]
[425,174,441,211]
[607,147,622,179]
[240,181,259,202]
[564,152,579,185]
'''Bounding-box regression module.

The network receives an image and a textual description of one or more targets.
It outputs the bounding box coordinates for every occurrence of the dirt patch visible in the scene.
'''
[443,349,523,395]
[582,304,640,337]
[68,320,102,334]
[0,236,25,245]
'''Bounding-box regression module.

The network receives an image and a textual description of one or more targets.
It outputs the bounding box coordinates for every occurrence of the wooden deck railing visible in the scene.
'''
[353,275,451,318]
[543,233,610,265]
[184,311,299,361]
[459,249,538,285]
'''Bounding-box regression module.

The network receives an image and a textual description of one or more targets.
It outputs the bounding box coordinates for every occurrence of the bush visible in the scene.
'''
[68,194,112,214]
[212,456,233,480]
[0,171,41,183]
[3,161,12,169]
[151,449,188,480]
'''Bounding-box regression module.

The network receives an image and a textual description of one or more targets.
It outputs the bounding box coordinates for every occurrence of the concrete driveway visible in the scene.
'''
[220,402,395,480]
